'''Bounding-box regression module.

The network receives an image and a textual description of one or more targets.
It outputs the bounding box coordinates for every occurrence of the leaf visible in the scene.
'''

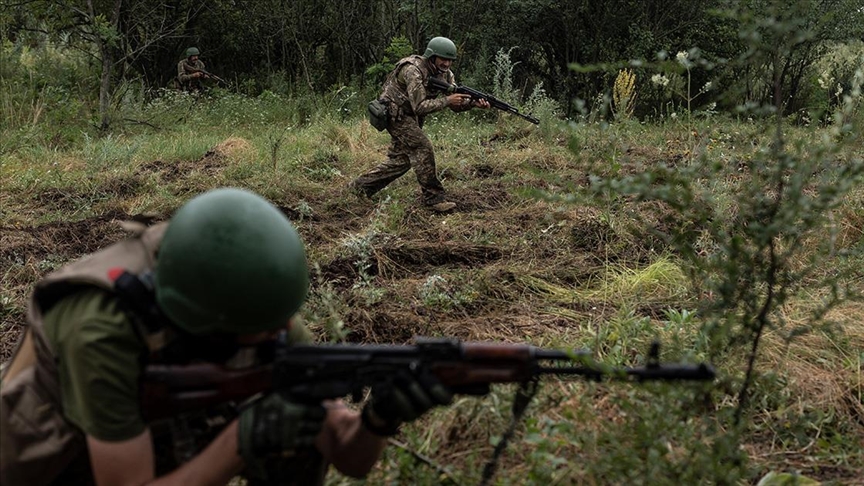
[756,471,821,486]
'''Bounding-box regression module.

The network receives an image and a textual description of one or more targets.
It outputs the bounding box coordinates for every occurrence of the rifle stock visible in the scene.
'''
[141,337,715,421]
[427,77,540,125]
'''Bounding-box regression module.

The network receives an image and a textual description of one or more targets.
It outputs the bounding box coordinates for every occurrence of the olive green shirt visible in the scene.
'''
[42,288,314,442]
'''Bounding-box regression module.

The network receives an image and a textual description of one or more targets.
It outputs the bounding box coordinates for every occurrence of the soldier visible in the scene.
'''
[176,47,210,92]
[351,36,490,213]
[0,188,453,485]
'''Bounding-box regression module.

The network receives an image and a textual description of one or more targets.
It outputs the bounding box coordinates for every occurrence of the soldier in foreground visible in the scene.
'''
[351,36,490,213]
[0,188,452,485]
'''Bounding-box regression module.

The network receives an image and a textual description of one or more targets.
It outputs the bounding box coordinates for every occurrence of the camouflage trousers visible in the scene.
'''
[352,114,446,205]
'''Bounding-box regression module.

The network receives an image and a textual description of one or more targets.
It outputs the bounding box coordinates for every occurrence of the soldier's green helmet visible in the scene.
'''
[154,188,309,335]
[423,37,457,60]
[185,47,200,58]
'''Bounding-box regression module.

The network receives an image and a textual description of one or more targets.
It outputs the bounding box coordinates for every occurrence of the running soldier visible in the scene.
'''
[351,37,490,212]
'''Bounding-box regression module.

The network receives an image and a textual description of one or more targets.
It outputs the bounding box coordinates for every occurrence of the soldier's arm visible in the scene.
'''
[315,401,387,478]
[177,62,193,82]
[88,425,244,486]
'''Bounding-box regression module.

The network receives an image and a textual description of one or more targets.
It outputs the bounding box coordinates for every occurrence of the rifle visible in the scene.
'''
[141,336,714,420]
[427,77,540,125]
[142,337,713,483]
[183,66,228,85]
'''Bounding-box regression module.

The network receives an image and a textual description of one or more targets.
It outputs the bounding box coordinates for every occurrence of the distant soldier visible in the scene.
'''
[177,47,209,92]
[351,36,490,213]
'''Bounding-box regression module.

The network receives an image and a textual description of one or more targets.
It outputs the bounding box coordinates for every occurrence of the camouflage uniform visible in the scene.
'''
[353,55,455,206]
[177,58,206,91]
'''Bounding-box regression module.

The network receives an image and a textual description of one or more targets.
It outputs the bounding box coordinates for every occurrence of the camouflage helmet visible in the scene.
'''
[185,47,200,58]
[423,37,457,60]
[154,188,309,335]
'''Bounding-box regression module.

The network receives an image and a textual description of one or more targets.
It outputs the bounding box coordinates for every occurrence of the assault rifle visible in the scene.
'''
[141,336,714,420]
[427,77,540,125]
[183,66,228,85]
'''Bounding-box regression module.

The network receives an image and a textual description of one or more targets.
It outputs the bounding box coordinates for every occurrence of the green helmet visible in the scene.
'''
[185,47,200,58]
[423,37,457,60]
[154,188,309,335]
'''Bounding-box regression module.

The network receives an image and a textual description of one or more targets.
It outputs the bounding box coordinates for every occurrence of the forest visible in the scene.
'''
[2,0,864,484]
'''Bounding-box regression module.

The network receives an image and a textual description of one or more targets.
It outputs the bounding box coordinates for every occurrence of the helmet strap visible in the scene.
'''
[111,269,243,364]
[112,269,170,335]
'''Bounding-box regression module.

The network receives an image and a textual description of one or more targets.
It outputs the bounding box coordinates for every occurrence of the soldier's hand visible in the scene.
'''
[446,93,472,108]
[361,369,453,436]
[237,393,326,469]
[193,72,202,78]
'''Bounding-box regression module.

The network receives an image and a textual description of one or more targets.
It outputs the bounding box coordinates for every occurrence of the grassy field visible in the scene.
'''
[1,90,863,485]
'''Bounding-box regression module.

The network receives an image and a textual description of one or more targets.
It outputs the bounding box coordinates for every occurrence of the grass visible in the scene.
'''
[1,88,863,484]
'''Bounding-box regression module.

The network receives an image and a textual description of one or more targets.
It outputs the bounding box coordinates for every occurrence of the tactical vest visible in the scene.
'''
[0,222,326,485]
[0,222,165,486]
[381,55,455,117]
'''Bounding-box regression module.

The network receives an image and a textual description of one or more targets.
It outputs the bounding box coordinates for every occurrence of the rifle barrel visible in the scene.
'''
[537,363,716,381]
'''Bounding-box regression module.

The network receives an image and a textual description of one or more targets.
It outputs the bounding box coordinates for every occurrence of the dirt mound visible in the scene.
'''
[206,137,253,161]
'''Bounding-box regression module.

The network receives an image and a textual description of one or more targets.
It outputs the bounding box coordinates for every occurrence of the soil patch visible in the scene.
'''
[318,241,503,286]
[36,176,143,212]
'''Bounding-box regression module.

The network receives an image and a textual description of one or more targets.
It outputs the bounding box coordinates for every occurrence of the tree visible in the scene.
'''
[9,0,201,130]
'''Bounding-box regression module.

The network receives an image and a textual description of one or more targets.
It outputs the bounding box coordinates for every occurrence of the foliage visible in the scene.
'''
[492,47,520,103]
[4,1,863,127]
[365,36,414,85]
[719,0,864,116]
[545,2,864,482]
[807,40,864,122]
[612,69,636,120]
[0,37,98,137]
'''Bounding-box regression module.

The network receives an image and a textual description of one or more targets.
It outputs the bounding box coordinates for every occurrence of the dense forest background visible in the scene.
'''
[3,0,863,129]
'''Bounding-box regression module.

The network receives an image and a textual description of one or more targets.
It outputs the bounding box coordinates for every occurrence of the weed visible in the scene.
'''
[418,275,477,311]
[612,69,637,121]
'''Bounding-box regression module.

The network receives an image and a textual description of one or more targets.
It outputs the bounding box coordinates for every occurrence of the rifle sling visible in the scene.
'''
[479,377,540,486]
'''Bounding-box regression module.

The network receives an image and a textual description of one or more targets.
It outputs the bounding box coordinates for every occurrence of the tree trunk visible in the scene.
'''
[88,0,123,131]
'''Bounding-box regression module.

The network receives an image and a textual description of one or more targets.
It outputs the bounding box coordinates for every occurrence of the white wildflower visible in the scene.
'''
[671,112,678,119]
[817,71,834,90]
[651,74,670,87]
[676,51,689,65]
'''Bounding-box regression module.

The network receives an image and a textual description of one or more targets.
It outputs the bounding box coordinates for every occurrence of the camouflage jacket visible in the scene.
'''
[177,59,206,86]
[380,55,455,118]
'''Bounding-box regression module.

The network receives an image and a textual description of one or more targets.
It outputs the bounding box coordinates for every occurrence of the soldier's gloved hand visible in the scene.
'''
[361,369,453,436]
[237,393,326,474]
